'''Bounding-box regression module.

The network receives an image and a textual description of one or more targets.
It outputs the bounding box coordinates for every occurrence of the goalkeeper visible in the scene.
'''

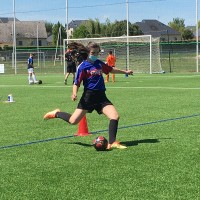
[105,50,116,83]
[44,42,133,150]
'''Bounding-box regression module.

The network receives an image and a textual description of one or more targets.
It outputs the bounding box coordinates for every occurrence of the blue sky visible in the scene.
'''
[0,0,198,26]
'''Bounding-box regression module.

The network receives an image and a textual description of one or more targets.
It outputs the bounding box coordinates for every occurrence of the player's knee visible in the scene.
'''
[110,114,119,121]
[69,118,79,125]
[115,114,120,121]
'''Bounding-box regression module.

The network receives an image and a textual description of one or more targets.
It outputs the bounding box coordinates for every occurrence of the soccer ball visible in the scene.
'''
[38,80,42,84]
[93,136,108,151]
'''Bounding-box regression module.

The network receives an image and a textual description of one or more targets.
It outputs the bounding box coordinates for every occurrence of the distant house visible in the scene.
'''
[0,17,19,23]
[67,20,88,37]
[0,20,47,48]
[192,28,200,39]
[47,35,53,46]
[135,20,181,41]
[187,26,196,32]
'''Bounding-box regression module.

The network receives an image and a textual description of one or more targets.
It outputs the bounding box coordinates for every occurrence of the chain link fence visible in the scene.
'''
[0,42,199,74]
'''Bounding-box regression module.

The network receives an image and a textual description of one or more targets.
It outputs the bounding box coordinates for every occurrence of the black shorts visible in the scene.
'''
[77,90,113,114]
[66,62,76,73]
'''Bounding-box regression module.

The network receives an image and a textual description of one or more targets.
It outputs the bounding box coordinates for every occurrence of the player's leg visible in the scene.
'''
[32,71,38,83]
[28,72,32,84]
[102,105,127,149]
[72,72,75,84]
[44,90,89,124]
[44,108,87,125]
[112,74,115,82]
[67,109,87,124]
[28,68,34,84]
[64,72,70,85]
[64,64,72,85]
[112,67,115,82]
[105,74,109,82]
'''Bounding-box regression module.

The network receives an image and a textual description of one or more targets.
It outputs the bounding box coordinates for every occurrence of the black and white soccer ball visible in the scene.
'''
[93,136,108,151]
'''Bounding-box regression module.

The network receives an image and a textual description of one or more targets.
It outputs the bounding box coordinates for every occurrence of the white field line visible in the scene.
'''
[0,85,200,90]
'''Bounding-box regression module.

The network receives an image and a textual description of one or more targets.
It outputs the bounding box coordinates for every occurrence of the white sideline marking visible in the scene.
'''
[108,86,200,90]
[0,85,200,90]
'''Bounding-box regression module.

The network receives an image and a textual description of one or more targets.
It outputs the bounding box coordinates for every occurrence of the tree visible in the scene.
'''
[129,23,143,36]
[182,29,194,40]
[168,18,185,33]
[52,22,66,46]
[101,18,113,37]
[45,21,54,37]
[72,24,90,38]
[95,19,101,35]
[111,20,142,36]
[84,19,101,37]
[111,20,127,36]
[72,19,143,38]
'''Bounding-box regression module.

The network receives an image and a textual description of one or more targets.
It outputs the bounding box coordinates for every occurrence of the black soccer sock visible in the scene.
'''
[56,112,71,123]
[108,119,118,144]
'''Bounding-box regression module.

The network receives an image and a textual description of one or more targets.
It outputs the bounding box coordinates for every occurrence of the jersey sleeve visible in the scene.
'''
[102,62,113,74]
[74,63,86,87]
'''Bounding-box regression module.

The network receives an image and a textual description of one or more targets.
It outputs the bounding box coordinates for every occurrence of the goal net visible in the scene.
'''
[63,35,162,74]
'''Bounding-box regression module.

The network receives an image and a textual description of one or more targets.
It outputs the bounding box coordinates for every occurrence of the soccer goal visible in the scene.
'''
[12,51,45,74]
[63,35,163,74]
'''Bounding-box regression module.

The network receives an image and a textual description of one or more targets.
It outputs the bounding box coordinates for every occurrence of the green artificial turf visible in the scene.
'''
[0,73,199,200]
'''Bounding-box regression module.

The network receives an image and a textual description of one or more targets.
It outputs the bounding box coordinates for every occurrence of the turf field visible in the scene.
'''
[0,73,199,200]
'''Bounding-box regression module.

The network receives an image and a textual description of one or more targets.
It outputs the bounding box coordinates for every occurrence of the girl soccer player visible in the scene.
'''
[44,42,133,149]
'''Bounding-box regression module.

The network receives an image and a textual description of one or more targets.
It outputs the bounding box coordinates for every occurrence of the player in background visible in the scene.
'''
[64,49,77,85]
[105,50,116,83]
[43,42,133,150]
[27,53,38,84]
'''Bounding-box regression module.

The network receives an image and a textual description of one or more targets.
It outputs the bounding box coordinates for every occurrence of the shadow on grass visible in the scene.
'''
[68,138,172,148]
[121,138,160,147]
[69,142,93,147]
[121,138,172,147]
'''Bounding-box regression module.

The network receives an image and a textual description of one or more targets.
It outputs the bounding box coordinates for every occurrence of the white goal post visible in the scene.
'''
[63,35,163,74]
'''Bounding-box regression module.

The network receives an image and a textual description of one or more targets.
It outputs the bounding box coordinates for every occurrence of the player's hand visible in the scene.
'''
[126,70,133,75]
[71,94,77,101]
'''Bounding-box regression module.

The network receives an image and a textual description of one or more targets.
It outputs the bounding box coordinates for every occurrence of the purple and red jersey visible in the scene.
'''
[74,59,113,91]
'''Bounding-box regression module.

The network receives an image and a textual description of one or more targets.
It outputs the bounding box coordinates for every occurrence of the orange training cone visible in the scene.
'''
[75,115,90,136]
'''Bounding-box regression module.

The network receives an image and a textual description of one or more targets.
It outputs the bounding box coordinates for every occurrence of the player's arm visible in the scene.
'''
[71,84,79,101]
[71,65,85,101]
[111,67,133,75]
[102,62,133,75]
[30,58,34,67]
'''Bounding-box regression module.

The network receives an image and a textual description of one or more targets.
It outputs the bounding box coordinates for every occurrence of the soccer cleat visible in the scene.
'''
[107,141,127,150]
[64,80,67,85]
[43,109,60,120]
[29,80,34,85]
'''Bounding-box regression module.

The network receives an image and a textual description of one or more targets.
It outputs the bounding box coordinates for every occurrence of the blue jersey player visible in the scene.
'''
[44,42,133,150]
[27,53,38,84]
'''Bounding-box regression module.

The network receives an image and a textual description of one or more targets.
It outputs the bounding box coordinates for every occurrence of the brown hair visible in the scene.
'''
[87,42,101,52]
[67,42,89,60]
